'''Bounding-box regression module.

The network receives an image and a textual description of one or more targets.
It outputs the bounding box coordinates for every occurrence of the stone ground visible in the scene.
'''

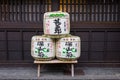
[0,64,120,80]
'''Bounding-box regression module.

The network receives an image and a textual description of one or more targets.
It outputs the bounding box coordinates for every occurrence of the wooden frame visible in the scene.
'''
[34,59,77,77]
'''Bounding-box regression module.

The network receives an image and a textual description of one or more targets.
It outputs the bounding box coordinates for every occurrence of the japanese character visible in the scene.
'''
[54,18,62,34]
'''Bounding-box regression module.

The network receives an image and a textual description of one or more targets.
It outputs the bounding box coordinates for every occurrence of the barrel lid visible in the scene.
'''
[44,11,69,18]
[32,35,53,41]
[58,36,80,42]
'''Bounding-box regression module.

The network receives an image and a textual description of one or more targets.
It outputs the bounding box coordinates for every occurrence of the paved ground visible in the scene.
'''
[0,64,120,80]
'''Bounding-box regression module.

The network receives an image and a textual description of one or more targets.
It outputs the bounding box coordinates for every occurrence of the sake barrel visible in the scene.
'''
[31,36,55,60]
[56,36,81,60]
[43,11,70,38]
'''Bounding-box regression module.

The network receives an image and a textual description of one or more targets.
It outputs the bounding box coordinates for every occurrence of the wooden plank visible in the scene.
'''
[23,0,25,22]
[43,0,45,12]
[97,0,100,22]
[101,0,104,21]
[70,0,72,21]
[78,0,80,21]
[34,59,77,64]
[113,0,116,21]
[105,0,108,21]
[27,0,29,22]
[19,0,22,22]
[51,0,59,11]
[3,0,6,21]
[31,0,33,22]
[103,30,107,61]
[0,0,2,21]
[5,30,9,60]
[88,30,92,61]
[0,22,120,29]
[39,0,41,22]
[82,0,84,21]
[94,0,96,21]
[62,0,64,11]
[85,0,88,21]
[109,0,112,21]
[11,0,14,21]
[7,0,10,21]
[0,0,1,21]
[15,0,18,22]
[66,0,68,12]
[74,0,76,22]
[47,0,49,12]
[6,0,8,21]
[35,0,37,22]
[20,30,24,60]
[118,0,120,22]
[90,0,92,21]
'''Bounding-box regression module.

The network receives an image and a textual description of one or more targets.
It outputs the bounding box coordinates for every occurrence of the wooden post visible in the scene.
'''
[38,64,40,77]
[71,64,74,77]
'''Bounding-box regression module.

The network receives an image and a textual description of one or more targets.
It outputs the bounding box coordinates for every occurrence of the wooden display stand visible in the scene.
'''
[34,59,77,77]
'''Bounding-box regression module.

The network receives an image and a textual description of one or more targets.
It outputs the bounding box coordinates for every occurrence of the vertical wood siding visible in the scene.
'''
[0,0,120,65]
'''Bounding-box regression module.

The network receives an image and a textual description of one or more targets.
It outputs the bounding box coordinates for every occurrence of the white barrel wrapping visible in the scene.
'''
[31,36,55,60]
[43,11,70,36]
[56,36,81,60]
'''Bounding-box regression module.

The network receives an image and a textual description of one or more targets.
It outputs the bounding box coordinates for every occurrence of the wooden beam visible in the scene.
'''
[34,59,77,64]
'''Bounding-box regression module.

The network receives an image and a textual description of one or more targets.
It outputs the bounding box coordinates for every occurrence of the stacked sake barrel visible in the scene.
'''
[31,36,55,60]
[31,11,81,61]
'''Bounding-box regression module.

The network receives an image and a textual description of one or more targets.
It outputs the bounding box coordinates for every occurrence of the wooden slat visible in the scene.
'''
[34,59,77,64]
[94,0,96,21]
[105,0,108,21]
[22,0,25,22]
[31,0,33,22]
[118,0,120,22]
[20,30,24,60]
[97,0,100,21]
[62,0,64,11]
[6,0,8,21]
[48,0,50,11]
[109,0,112,21]
[88,31,92,61]
[102,0,105,21]
[3,0,6,21]
[103,30,107,61]
[5,30,9,60]
[8,0,10,21]
[82,0,84,21]
[45,0,47,12]
[27,0,29,22]
[43,0,45,13]
[113,0,117,21]
[35,0,37,22]
[11,0,14,22]
[66,0,68,12]
[86,0,88,21]
[70,0,72,21]
[78,0,80,21]
[47,0,49,12]
[0,0,119,22]
[89,1,92,21]
[20,0,22,22]
[15,0,18,21]
[39,0,41,22]
[74,0,76,22]
[0,0,2,21]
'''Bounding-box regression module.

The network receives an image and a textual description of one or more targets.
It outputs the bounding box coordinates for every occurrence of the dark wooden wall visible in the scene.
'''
[0,0,120,66]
